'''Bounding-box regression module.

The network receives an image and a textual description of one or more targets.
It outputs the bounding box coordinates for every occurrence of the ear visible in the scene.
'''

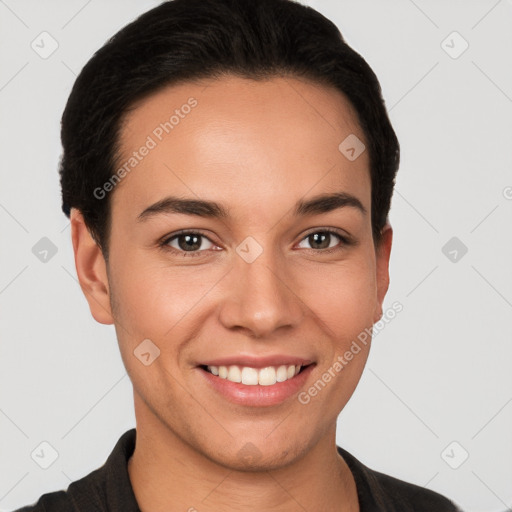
[373,223,393,324]
[70,208,114,325]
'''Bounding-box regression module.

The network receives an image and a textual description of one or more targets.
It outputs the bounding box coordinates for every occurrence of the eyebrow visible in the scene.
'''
[137,191,367,222]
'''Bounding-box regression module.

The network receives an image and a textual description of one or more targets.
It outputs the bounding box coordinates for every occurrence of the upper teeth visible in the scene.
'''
[207,364,301,386]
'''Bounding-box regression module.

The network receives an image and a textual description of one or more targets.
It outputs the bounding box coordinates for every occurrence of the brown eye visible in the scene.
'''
[297,230,349,252]
[162,231,216,256]
[307,232,333,250]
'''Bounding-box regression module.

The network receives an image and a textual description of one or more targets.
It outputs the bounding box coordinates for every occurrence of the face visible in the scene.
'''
[72,75,392,471]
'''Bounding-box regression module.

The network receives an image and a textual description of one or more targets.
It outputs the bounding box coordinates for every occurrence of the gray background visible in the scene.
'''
[0,1,511,510]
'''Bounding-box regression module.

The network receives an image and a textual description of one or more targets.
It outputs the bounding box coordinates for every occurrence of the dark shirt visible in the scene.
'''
[14,428,462,511]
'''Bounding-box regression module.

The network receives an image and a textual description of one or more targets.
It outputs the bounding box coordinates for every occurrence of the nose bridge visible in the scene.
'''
[219,241,303,337]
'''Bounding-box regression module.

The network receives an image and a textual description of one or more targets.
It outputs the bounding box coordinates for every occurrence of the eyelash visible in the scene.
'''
[158,228,354,258]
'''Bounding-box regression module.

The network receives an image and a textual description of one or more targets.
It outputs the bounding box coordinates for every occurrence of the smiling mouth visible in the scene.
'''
[200,364,311,386]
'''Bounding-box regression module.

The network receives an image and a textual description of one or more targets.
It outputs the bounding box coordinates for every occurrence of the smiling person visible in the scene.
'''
[15,0,463,511]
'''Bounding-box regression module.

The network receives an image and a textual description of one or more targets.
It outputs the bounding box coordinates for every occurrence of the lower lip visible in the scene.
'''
[198,365,315,407]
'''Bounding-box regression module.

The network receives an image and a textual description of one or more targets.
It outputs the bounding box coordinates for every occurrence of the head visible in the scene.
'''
[64,0,399,470]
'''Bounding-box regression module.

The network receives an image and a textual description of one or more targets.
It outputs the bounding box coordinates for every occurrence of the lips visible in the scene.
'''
[197,353,314,400]
[198,361,315,406]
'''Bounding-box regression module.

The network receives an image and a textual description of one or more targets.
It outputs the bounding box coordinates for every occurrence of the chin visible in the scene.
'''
[204,438,307,473]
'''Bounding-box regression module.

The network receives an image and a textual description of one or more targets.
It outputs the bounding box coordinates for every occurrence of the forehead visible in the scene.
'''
[112,75,370,220]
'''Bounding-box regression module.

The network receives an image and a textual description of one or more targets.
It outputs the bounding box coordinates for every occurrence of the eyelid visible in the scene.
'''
[159,227,354,257]
[299,226,352,242]
[295,227,353,251]
[159,229,219,256]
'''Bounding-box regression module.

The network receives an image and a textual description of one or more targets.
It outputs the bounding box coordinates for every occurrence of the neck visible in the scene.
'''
[128,398,359,512]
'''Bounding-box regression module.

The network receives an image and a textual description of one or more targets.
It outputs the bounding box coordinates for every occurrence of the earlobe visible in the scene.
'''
[70,208,114,325]
[373,223,393,324]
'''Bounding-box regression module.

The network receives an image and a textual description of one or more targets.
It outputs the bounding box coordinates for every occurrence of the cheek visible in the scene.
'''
[299,259,377,336]
[108,256,224,347]
[294,263,376,417]
[108,263,199,396]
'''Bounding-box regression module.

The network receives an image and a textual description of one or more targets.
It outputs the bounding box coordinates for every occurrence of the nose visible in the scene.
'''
[218,245,304,338]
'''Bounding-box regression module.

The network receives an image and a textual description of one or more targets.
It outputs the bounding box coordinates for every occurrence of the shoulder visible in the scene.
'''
[338,446,463,511]
[11,490,70,512]
[10,468,107,512]
[11,429,137,512]
[367,468,463,511]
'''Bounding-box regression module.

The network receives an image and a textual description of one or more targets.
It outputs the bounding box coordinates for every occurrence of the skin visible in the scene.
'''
[71,75,392,512]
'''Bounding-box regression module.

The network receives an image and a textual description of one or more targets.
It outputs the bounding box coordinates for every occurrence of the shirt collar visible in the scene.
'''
[101,428,141,511]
